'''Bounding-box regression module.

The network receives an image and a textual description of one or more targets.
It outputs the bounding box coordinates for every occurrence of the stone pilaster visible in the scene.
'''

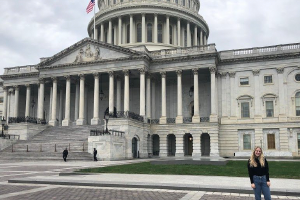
[91,73,100,125]
[49,77,58,126]
[192,69,200,123]
[209,67,218,122]
[253,69,262,122]
[108,20,112,44]
[25,85,31,117]
[146,74,151,119]
[187,22,191,47]
[177,18,181,46]
[139,68,146,116]
[154,14,158,43]
[14,86,19,118]
[166,15,170,44]
[277,67,287,121]
[76,74,86,125]
[130,15,133,43]
[176,70,183,123]
[38,79,45,121]
[63,76,71,126]
[142,13,146,43]
[118,17,122,45]
[124,70,130,112]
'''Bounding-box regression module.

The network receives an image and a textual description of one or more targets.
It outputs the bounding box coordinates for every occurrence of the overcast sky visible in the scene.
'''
[0,0,299,75]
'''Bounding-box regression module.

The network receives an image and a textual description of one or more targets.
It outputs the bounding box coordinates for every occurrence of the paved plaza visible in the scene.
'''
[0,159,299,200]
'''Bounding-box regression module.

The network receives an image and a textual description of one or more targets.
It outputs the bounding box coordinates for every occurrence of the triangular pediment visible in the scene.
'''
[39,38,143,67]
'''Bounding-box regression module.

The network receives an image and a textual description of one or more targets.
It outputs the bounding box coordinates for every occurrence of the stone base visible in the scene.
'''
[209,114,218,123]
[192,115,200,123]
[49,120,58,126]
[91,118,100,125]
[76,118,86,126]
[192,152,201,159]
[279,114,288,122]
[254,116,263,123]
[176,116,183,124]
[159,116,167,124]
[175,152,184,158]
[62,119,71,127]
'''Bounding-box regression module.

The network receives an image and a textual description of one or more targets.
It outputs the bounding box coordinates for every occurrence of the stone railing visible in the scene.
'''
[149,116,210,124]
[8,117,46,124]
[109,111,144,122]
[4,65,38,75]
[149,44,216,58]
[90,129,125,137]
[220,43,300,59]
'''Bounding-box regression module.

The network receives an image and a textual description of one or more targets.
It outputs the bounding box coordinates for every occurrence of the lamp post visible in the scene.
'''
[105,113,109,133]
[1,117,6,138]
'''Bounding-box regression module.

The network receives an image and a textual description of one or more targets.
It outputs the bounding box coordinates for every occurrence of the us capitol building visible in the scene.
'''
[1,0,300,160]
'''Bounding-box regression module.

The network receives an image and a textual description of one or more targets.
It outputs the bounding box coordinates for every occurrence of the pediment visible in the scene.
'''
[39,38,143,67]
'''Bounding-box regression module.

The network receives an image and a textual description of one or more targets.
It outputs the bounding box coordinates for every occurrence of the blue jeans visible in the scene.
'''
[253,175,271,200]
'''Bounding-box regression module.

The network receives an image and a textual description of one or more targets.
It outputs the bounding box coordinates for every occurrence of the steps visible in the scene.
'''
[0,125,101,161]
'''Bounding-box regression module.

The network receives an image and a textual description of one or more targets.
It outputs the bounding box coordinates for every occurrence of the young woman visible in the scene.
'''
[247,146,271,200]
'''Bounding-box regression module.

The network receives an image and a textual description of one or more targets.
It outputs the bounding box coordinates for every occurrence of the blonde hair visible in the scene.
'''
[249,146,265,167]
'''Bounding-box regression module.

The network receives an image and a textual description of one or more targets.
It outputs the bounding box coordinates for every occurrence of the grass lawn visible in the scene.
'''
[78,161,300,179]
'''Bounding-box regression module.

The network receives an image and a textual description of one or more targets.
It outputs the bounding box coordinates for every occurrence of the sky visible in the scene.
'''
[0,0,299,75]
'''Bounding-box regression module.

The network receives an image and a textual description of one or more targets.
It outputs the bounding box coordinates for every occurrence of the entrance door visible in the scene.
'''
[132,138,138,158]
[201,133,210,156]
[152,134,160,156]
[184,133,193,156]
[167,134,176,156]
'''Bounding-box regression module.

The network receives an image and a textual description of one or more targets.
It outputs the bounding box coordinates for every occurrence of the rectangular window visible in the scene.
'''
[240,77,249,86]
[267,134,275,149]
[298,134,300,149]
[264,75,273,84]
[243,134,251,150]
[266,101,274,117]
[241,102,250,118]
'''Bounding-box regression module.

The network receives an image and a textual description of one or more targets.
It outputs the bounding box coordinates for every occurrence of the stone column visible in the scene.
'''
[38,79,45,121]
[192,69,200,123]
[76,74,86,125]
[142,13,146,43]
[109,71,114,114]
[154,14,158,43]
[177,18,181,46]
[100,23,104,42]
[59,89,63,126]
[94,27,98,40]
[74,80,79,121]
[91,73,100,125]
[200,30,203,46]
[175,132,184,157]
[108,20,112,44]
[209,67,218,122]
[48,86,52,121]
[176,70,183,123]
[140,68,146,116]
[14,86,19,117]
[253,69,262,122]
[221,72,227,117]
[204,33,207,45]
[192,132,201,158]
[63,76,71,126]
[3,87,8,121]
[116,76,121,112]
[118,17,122,45]
[151,78,156,119]
[7,90,11,121]
[159,134,168,157]
[187,22,191,47]
[194,26,197,46]
[146,74,151,119]
[130,15,133,43]
[25,85,31,117]
[160,72,167,124]
[166,15,170,44]
[277,67,287,121]
[124,70,130,112]
[49,77,58,126]
[229,72,237,118]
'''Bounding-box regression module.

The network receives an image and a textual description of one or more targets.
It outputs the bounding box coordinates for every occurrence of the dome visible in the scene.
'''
[87,0,209,51]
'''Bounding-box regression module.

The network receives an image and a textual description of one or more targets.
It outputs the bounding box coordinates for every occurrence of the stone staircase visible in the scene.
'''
[0,125,101,161]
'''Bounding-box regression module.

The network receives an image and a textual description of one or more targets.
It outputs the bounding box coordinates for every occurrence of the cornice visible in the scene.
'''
[219,52,300,66]
[39,38,144,67]
[0,72,39,80]
[39,55,150,71]
[151,52,217,64]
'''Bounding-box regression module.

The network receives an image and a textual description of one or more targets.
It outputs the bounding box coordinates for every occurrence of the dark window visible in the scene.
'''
[264,75,273,84]
[296,92,300,116]
[147,23,152,42]
[169,26,173,44]
[241,102,250,118]
[137,23,142,42]
[158,24,163,43]
[296,74,300,82]
[126,24,130,43]
[184,29,187,47]
[240,77,249,86]
[243,134,251,150]
[266,101,274,117]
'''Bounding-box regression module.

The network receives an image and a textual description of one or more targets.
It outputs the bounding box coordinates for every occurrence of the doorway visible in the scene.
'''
[184,133,193,156]
[167,134,176,156]
[132,137,138,158]
[201,133,210,156]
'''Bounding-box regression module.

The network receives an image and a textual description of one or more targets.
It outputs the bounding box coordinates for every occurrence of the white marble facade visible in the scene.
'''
[1,0,300,159]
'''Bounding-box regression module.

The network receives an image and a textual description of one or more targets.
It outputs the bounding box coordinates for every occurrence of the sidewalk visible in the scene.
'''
[8,172,300,197]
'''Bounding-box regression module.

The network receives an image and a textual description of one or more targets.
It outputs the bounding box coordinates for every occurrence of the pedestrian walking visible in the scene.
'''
[247,146,271,200]
[93,148,98,161]
[63,148,68,162]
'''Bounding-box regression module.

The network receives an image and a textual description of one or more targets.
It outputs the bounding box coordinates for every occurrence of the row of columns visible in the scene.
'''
[94,15,208,47]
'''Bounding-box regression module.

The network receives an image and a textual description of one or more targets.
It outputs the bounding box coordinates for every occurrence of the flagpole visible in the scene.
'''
[93,0,96,40]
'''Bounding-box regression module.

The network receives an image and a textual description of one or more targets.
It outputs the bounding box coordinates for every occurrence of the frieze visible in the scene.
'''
[74,44,102,63]
[151,52,217,64]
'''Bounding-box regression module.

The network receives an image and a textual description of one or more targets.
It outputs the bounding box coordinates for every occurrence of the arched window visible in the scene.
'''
[158,24,163,43]
[126,24,130,43]
[147,23,153,42]
[296,92,300,116]
[137,23,142,42]
[182,0,185,6]
[184,29,187,47]
[169,26,173,44]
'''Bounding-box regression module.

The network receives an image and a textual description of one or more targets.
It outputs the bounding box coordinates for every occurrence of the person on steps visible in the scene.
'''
[93,148,98,161]
[63,148,68,162]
